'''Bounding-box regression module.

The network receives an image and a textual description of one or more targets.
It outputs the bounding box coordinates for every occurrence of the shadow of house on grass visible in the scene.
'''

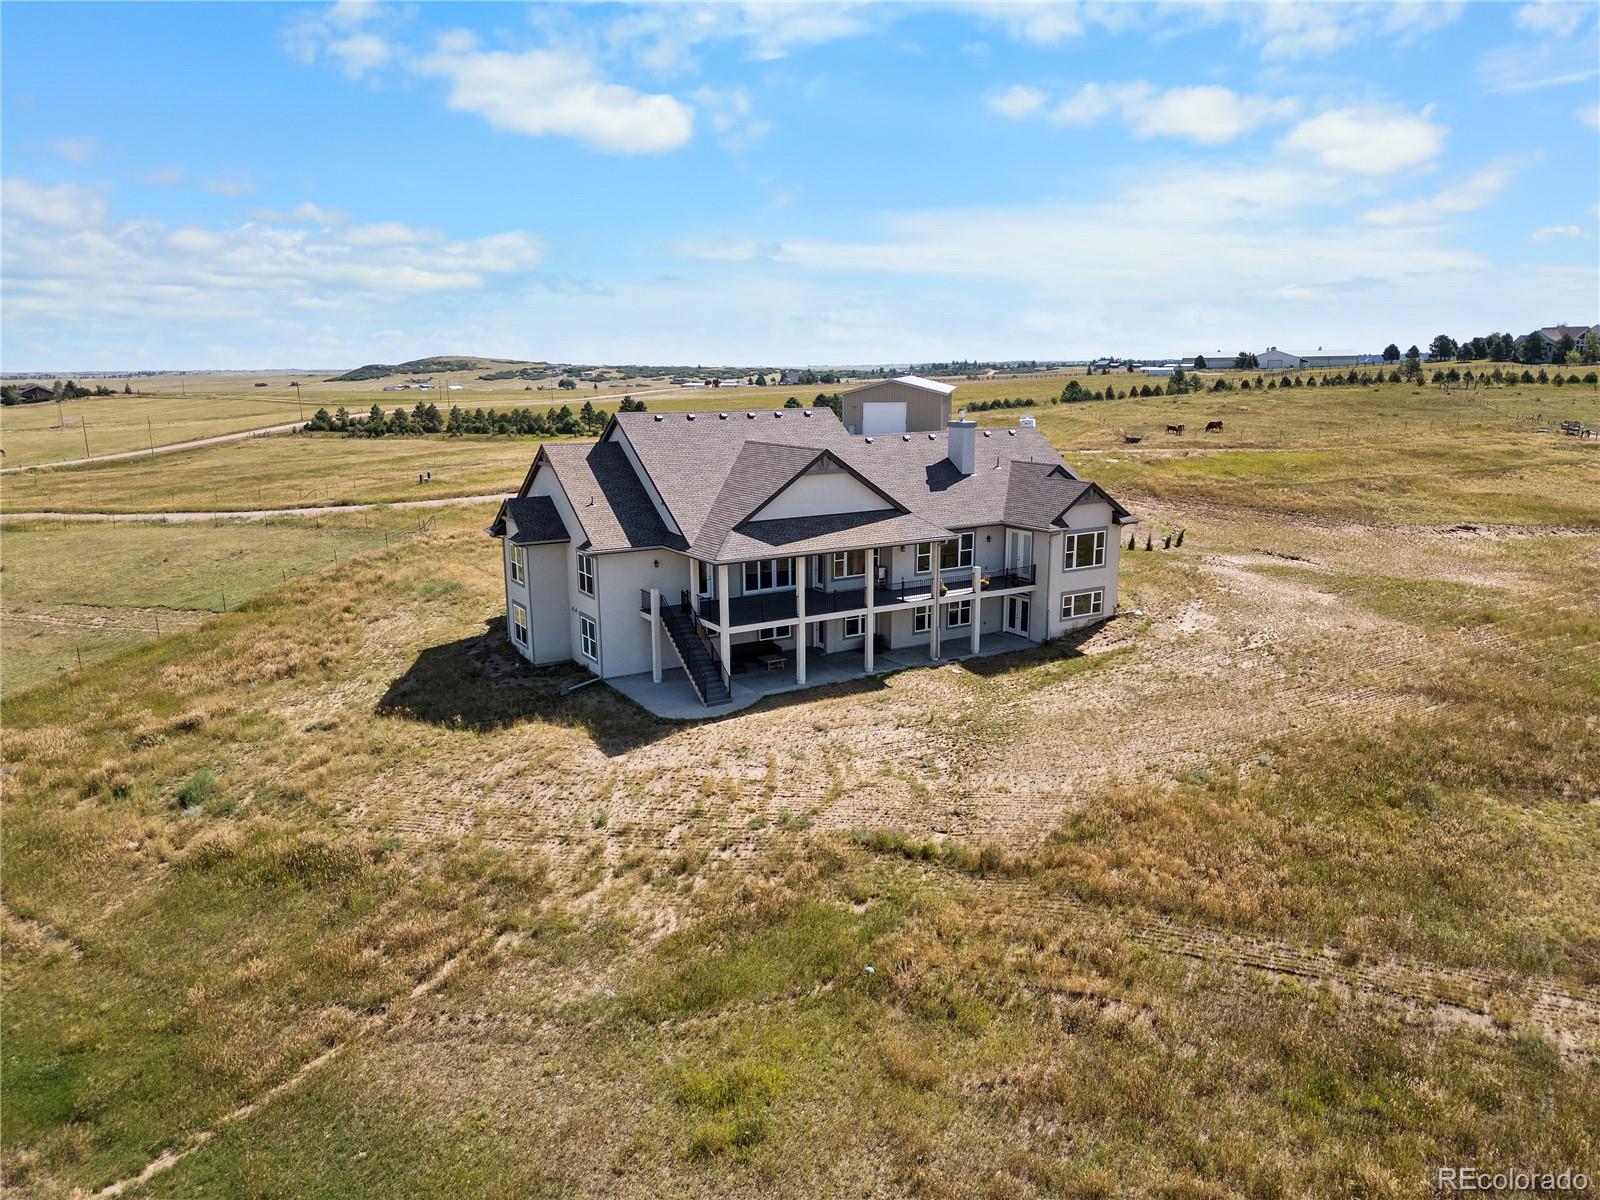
[376,619,673,756]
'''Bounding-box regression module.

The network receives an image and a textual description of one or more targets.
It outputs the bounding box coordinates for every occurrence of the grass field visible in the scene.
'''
[2,371,1597,1198]
[0,512,434,696]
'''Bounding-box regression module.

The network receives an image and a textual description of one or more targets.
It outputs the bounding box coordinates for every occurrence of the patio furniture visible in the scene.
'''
[758,653,787,671]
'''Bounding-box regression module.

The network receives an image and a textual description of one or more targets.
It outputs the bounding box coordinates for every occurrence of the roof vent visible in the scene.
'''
[686,412,696,421]
[927,432,936,440]
[719,412,728,420]
[773,411,782,418]
[982,430,992,438]
[902,434,910,441]
[864,436,873,444]
[746,412,755,419]
[802,410,812,417]
[653,414,663,421]
[1007,429,1016,436]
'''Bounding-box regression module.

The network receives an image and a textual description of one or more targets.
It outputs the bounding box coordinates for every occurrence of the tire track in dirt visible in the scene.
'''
[975,879,1600,1058]
[81,929,513,1200]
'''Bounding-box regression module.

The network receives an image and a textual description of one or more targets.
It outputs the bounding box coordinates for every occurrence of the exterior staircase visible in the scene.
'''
[659,597,731,706]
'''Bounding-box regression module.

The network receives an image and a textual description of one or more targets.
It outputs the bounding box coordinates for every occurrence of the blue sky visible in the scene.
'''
[3,1,1597,370]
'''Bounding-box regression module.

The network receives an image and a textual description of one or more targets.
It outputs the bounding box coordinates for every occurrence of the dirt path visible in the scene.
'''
[2,493,511,524]
[1,421,307,475]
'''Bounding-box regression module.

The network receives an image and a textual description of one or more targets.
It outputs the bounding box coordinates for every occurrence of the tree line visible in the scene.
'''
[1389,329,1600,366]
[1055,363,1598,404]
[301,396,650,438]
[2,379,131,405]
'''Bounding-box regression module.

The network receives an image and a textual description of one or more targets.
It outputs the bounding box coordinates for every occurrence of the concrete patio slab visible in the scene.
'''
[605,631,1035,718]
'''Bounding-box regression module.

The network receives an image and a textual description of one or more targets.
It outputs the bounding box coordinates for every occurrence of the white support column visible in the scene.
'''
[864,549,877,673]
[716,563,732,679]
[793,557,807,685]
[971,564,982,654]
[929,595,940,661]
[650,588,662,683]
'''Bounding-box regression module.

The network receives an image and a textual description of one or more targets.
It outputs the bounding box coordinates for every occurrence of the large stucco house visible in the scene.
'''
[488,396,1136,713]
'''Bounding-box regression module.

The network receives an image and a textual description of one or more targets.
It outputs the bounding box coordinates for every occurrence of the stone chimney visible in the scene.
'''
[948,419,976,475]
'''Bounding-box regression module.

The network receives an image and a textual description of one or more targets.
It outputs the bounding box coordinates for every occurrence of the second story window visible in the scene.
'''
[509,544,526,584]
[577,552,596,596]
[742,558,793,593]
[1063,530,1106,571]
[940,532,975,570]
[831,549,867,579]
[914,542,933,574]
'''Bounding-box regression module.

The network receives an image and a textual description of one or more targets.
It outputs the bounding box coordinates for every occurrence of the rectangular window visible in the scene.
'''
[509,544,526,584]
[940,531,975,570]
[843,615,866,638]
[1059,589,1104,620]
[756,625,794,641]
[576,552,596,596]
[945,599,972,628]
[912,605,932,634]
[698,560,714,598]
[742,558,793,593]
[579,614,598,661]
[1063,530,1106,571]
[914,542,933,574]
[831,549,867,579]
[511,602,528,646]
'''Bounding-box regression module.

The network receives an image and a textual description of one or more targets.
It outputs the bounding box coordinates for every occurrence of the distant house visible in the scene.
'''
[839,375,955,435]
[1537,324,1599,349]
[780,369,803,386]
[17,384,53,402]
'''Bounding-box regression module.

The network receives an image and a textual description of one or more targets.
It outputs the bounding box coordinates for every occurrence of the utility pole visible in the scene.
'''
[81,419,90,459]
[147,415,156,459]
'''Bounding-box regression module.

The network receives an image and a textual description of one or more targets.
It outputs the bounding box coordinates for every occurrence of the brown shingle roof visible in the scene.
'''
[516,408,1131,560]
[538,441,687,553]
[487,495,571,544]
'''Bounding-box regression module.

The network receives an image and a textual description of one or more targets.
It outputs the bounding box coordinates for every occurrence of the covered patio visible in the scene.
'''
[607,632,1033,718]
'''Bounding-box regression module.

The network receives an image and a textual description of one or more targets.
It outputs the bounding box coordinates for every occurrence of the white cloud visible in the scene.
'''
[673,239,772,262]
[1234,1,1464,61]
[1514,1,1590,37]
[985,84,1047,120]
[1279,105,1447,175]
[417,35,694,154]
[692,87,772,152]
[283,0,398,80]
[995,81,1297,145]
[204,170,257,196]
[168,227,226,253]
[36,136,99,165]
[1478,24,1600,93]
[605,3,879,72]
[2,190,545,349]
[1531,224,1583,241]
[1,178,107,228]
[1361,166,1511,226]
[344,220,423,245]
[1577,103,1600,130]
[138,166,187,187]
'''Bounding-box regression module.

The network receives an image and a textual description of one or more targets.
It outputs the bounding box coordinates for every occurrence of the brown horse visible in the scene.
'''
[1166,423,1185,435]
[1205,420,1223,432]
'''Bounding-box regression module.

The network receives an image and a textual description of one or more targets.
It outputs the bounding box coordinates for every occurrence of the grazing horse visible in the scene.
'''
[1166,423,1185,435]
[1205,420,1224,432]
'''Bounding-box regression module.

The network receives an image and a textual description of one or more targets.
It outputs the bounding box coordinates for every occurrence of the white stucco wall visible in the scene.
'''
[1043,500,1122,639]
[753,468,893,521]
[594,550,694,679]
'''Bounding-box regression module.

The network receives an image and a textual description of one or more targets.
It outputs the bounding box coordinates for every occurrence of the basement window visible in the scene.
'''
[579,614,598,662]
[1060,589,1104,620]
